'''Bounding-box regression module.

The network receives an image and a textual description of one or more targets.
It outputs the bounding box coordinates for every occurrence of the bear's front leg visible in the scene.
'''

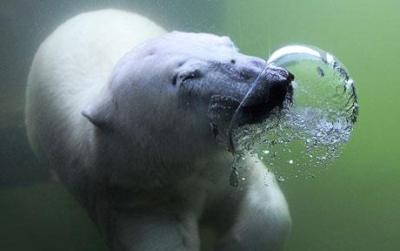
[214,158,291,251]
[104,207,200,251]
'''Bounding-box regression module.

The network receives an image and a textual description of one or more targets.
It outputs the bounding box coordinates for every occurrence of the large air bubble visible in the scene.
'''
[231,45,359,183]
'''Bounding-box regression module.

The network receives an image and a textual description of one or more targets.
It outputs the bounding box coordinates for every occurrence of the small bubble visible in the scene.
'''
[289,160,294,164]
[263,150,270,154]
[278,176,286,182]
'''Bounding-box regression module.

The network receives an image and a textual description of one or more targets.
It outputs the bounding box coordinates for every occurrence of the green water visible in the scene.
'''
[225,0,400,250]
[1,0,399,250]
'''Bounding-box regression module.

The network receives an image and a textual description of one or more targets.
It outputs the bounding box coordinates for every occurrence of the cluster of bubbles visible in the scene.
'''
[232,45,359,183]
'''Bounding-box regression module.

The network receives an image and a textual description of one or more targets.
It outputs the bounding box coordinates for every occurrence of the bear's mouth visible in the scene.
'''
[208,65,294,153]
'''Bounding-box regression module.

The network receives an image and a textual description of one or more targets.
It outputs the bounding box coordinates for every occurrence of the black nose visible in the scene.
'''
[266,65,294,87]
[233,65,293,125]
[227,65,294,152]
[265,66,294,112]
[288,71,295,82]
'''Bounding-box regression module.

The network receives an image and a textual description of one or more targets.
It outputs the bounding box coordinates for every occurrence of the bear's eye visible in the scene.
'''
[172,70,202,86]
[181,70,202,82]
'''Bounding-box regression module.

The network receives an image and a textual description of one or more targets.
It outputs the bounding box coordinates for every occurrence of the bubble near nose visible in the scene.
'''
[231,44,359,180]
[266,44,358,123]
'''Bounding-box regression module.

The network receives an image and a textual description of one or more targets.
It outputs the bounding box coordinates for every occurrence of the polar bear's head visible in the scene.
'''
[83,32,293,162]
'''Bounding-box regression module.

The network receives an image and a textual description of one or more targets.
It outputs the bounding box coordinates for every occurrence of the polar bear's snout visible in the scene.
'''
[233,64,294,126]
[224,64,294,152]
[179,57,293,116]
[179,53,294,151]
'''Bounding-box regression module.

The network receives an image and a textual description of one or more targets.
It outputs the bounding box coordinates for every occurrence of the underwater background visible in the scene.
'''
[0,0,399,250]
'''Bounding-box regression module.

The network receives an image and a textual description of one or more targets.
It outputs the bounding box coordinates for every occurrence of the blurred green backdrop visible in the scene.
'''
[224,0,400,250]
[0,0,399,251]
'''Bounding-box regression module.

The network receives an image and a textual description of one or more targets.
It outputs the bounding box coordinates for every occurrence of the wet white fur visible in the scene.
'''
[25,9,290,251]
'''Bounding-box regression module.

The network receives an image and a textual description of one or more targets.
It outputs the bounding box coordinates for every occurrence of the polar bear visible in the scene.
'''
[25,9,292,251]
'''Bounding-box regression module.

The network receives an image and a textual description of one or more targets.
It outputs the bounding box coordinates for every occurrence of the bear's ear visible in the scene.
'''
[81,93,115,129]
